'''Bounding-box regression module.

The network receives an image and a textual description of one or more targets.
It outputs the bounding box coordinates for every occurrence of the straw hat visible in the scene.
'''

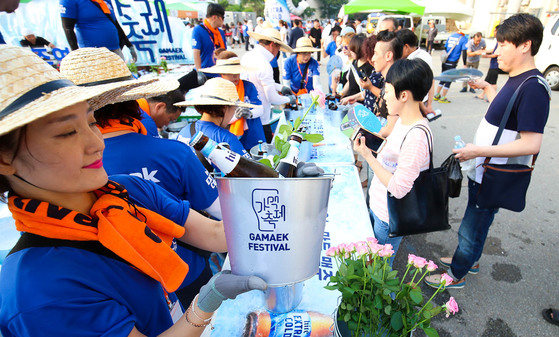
[292,37,320,53]
[60,47,179,108]
[200,57,257,74]
[175,78,256,108]
[248,28,293,53]
[0,45,143,136]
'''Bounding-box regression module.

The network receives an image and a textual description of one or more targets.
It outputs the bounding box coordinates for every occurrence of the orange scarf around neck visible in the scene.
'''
[229,80,248,136]
[204,18,225,49]
[98,117,148,135]
[8,181,188,292]
[137,98,151,116]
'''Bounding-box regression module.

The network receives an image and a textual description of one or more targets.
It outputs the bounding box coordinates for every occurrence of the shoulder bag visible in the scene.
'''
[388,124,450,238]
[440,42,457,63]
[476,75,550,212]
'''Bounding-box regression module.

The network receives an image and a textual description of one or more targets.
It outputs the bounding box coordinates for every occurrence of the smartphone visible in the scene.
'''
[352,128,386,156]
[358,69,368,81]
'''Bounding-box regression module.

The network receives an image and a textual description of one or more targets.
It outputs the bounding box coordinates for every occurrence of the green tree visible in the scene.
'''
[241,0,265,17]
[320,0,349,18]
[218,0,230,11]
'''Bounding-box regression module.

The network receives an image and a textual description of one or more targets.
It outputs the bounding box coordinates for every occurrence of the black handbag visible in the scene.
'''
[476,75,549,212]
[442,153,463,198]
[388,125,450,238]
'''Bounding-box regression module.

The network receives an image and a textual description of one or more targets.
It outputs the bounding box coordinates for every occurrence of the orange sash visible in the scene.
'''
[137,98,150,116]
[90,0,111,14]
[229,80,248,136]
[296,88,308,95]
[8,181,188,292]
[204,18,226,49]
[98,117,148,135]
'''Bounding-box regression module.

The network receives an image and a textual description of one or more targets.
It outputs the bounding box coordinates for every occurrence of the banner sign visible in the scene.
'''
[264,0,291,27]
[0,0,194,65]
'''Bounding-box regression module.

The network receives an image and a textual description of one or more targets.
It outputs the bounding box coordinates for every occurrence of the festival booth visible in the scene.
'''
[0,0,195,66]
[342,0,425,15]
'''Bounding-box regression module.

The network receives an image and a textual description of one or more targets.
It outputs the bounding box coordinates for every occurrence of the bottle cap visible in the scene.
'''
[454,135,461,141]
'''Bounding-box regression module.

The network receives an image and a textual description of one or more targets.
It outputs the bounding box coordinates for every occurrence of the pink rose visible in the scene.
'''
[160,56,167,60]
[325,246,337,257]
[426,260,438,272]
[378,244,394,258]
[367,241,382,254]
[310,89,326,108]
[356,245,369,256]
[444,297,459,317]
[366,237,378,245]
[407,254,417,265]
[441,273,454,286]
[413,256,428,269]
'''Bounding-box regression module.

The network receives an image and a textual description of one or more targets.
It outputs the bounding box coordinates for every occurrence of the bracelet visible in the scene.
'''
[185,295,212,328]
[191,294,212,323]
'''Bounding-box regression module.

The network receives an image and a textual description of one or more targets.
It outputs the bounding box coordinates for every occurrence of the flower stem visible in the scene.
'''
[400,264,412,287]
[416,284,443,318]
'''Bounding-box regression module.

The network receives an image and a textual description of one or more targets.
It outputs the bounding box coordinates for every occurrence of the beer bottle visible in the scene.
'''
[243,310,334,337]
[190,131,279,178]
[257,140,265,156]
[276,133,303,178]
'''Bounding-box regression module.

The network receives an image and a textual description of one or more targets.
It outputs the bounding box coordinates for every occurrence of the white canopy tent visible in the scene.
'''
[418,0,474,21]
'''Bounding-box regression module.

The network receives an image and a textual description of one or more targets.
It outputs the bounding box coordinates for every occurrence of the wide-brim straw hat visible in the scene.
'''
[248,28,293,53]
[60,47,179,108]
[200,57,258,74]
[0,45,144,136]
[292,37,321,53]
[175,78,256,108]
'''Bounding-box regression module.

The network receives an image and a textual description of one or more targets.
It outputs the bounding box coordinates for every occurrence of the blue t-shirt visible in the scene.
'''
[177,120,251,159]
[59,0,120,50]
[192,23,227,70]
[325,40,337,57]
[238,80,265,151]
[0,245,175,336]
[110,175,206,287]
[283,55,320,93]
[140,109,160,138]
[102,133,218,212]
[485,69,549,133]
[270,53,279,68]
[444,33,468,63]
[489,44,499,69]
[242,24,249,37]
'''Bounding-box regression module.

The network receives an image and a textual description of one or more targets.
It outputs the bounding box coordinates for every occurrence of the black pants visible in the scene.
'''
[245,37,250,51]
[427,40,434,54]
[439,61,458,89]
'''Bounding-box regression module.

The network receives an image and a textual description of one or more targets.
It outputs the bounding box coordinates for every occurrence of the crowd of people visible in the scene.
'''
[0,0,555,333]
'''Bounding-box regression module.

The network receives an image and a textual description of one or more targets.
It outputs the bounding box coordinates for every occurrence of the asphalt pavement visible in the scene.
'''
[232,41,559,336]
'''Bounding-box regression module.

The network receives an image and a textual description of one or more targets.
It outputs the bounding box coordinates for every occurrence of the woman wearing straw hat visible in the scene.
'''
[200,51,265,151]
[283,36,323,95]
[241,27,296,142]
[0,44,266,336]
[60,47,227,305]
[176,78,256,160]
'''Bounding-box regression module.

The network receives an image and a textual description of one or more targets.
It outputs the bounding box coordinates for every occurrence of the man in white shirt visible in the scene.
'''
[397,29,439,120]
[241,28,296,142]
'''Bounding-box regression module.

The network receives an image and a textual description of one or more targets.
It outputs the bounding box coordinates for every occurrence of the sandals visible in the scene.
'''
[542,308,559,326]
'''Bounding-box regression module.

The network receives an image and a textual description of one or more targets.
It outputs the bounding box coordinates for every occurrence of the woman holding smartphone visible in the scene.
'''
[353,59,433,264]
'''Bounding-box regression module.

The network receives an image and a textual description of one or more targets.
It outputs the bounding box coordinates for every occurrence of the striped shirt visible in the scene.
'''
[369,118,431,223]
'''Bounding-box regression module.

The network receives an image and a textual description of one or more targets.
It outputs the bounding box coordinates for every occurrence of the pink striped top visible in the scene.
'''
[368,118,431,223]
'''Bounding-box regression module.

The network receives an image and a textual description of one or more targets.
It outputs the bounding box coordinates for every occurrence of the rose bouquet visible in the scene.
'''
[325,238,459,337]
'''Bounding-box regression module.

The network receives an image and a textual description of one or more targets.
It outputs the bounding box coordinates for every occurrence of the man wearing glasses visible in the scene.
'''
[192,3,226,77]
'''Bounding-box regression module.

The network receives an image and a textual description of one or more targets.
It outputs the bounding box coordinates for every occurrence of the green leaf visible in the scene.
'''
[343,286,355,295]
[303,133,324,143]
[274,138,285,151]
[324,285,338,291]
[344,312,351,322]
[384,305,391,315]
[423,327,440,337]
[410,288,423,305]
[258,158,273,168]
[423,311,432,319]
[279,142,291,161]
[293,117,302,131]
[387,270,398,279]
[278,124,293,135]
[390,311,403,331]
[273,155,280,167]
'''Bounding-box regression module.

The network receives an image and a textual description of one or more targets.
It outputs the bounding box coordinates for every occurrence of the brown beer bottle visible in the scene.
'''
[242,310,334,337]
[276,133,303,178]
[189,131,279,177]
